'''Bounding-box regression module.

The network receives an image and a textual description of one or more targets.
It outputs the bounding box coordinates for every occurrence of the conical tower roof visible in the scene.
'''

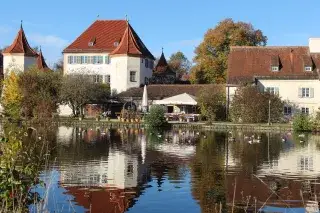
[36,48,51,71]
[110,21,155,60]
[154,51,175,75]
[3,24,38,57]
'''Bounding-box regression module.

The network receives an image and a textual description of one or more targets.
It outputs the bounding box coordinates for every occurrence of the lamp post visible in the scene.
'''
[268,99,271,126]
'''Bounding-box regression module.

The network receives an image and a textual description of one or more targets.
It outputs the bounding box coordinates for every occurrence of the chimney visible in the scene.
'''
[290,49,294,72]
[309,38,320,53]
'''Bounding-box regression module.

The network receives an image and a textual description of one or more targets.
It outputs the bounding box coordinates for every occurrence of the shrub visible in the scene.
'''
[197,85,226,123]
[144,105,167,128]
[293,113,312,132]
[230,86,284,123]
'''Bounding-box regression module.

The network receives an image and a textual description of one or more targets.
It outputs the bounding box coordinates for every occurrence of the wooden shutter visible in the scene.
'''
[310,88,314,98]
[298,88,302,98]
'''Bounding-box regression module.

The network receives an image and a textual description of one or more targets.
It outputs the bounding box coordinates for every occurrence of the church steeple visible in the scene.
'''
[3,23,38,57]
[153,50,175,76]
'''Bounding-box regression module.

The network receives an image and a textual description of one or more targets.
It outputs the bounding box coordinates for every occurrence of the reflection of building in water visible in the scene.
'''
[258,136,320,178]
[59,150,139,189]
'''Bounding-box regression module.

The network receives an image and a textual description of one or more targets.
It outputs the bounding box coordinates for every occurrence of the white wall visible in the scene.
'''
[3,54,37,74]
[3,54,25,73]
[63,53,154,94]
[309,38,320,53]
[258,79,320,116]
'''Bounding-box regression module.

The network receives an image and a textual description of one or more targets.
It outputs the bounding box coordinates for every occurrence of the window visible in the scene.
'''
[93,56,97,64]
[305,66,312,72]
[105,56,110,64]
[83,56,88,64]
[149,60,154,69]
[265,87,279,95]
[130,71,136,82]
[67,56,74,64]
[93,75,103,83]
[114,41,119,47]
[75,56,81,64]
[104,75,110,84]
[299,87,314,98]
[271,66,279,72]
[284,106,292,115]
[145,59,148,68]
[141,58,144,64]
[299,156,313,171]
[302,107,309,115]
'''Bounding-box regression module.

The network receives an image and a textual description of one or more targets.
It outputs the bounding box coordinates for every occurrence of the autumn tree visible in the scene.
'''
[168,51,191,79]
[1,71,23,119]
[190,18,267,84]
[19,67,61,119]
[230,86,284,123]
[197,85,226,123]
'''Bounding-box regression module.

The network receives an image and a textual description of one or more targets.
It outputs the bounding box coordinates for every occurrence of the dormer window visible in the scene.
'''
[271,66,279,72]
[88,37,96,47]
[305,66,312,72]
[114,41,119,47]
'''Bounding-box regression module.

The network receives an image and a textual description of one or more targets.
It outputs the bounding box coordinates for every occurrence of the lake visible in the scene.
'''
[28,126,320,213]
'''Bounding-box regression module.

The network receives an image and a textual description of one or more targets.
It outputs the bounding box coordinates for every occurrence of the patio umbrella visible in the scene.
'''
[142,85,148,112]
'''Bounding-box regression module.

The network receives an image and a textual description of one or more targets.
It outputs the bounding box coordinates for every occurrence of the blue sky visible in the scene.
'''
[0,0,319,66]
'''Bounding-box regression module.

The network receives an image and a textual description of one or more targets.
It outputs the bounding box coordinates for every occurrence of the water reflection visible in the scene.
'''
[33,127,320,213]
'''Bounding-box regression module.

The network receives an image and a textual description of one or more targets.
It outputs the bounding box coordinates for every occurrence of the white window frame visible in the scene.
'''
[105,56,110,64]
[130,71,136,82]
[301,107,309,115]
[305,66,312,72]
[302,88,310,98]
[94,75,103,83]
[271,66,279,72]
[265,87,279,95]
[104,75,110,84]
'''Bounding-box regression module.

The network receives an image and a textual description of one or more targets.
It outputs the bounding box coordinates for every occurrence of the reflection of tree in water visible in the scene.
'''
[190,132,227,213]
[228,132,283,173]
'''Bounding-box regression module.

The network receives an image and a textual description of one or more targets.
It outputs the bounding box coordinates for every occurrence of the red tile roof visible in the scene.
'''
[227,46,320,84]
[153,52,175,76]
[3,25,38,57]
[64,20,155,59]
[36,49,51,71]
[118,84,223,99]
[110,22,155,60]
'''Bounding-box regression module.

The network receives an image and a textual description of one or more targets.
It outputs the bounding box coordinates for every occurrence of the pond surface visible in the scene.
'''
[29,127,320,213]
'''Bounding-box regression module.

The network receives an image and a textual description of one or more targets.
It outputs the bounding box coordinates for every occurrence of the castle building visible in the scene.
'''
[63,20,155,93]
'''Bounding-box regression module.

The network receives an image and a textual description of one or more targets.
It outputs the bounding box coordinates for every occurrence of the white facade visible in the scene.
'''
[63,53,153,94]
[228,79,320,117]
[3,54,37,73]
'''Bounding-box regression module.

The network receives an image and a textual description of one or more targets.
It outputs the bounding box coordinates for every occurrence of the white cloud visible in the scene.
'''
[0,26,12,34]
[29,34,69,48]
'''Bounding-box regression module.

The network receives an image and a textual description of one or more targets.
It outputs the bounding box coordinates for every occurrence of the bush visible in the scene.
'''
[197,85,226,123]
[230,86,284,123]
[144,105,168,128]
[293,113,312,132]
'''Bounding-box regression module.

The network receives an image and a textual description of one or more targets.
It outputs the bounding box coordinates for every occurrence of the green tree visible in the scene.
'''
[230,86,284,123]
[197,85,226,123]
[168,51,191,79]
[293,113,312,132]
[190,18,267,84]
[144,105,167,128]
[1,71,23,119]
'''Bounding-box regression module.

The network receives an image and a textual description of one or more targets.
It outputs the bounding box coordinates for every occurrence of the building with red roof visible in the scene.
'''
[226,38,320,118]
[63,20,155,94]
[2,23,50,73]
